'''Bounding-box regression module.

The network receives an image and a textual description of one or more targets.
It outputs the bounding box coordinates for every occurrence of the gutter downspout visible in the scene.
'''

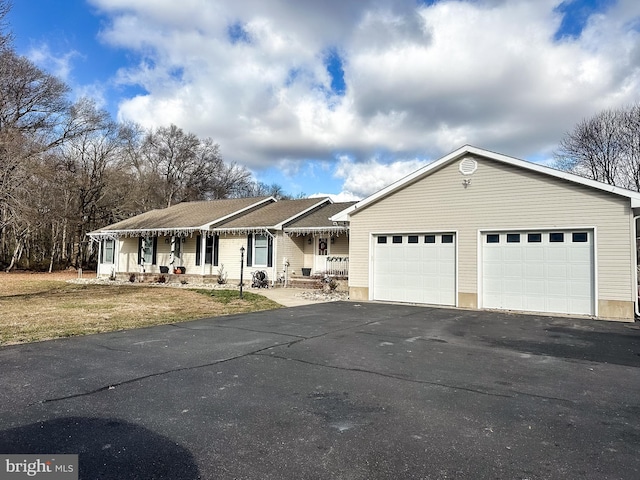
[634,216,640,318]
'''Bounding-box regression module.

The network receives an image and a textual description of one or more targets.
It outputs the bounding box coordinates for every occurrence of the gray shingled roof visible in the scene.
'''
[285,202,357,229]
[95,197,272,232]
[213,198,329,230]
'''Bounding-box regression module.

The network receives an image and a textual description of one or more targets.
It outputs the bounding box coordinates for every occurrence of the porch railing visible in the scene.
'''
[325,256,349,276]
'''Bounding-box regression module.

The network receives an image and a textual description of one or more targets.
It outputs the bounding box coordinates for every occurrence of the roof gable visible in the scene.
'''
[213,197,331,232]
[331,145,640,221]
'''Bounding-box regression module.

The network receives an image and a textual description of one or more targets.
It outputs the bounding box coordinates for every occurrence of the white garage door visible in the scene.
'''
[482,230,594,315]
[373,233,456,305]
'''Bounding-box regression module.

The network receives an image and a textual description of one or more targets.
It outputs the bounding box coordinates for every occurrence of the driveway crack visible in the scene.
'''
[258,352,575,406]
[31,339,298,406]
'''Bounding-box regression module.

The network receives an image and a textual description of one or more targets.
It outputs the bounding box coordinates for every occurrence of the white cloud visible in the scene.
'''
[88,0,640,196]
[27,43,80,82]
[333,155,430,199]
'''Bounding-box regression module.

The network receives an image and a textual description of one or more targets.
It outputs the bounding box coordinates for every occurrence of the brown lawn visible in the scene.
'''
[0,271,281,346]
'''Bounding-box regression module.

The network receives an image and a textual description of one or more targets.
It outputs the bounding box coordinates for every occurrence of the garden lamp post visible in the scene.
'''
[239,246,245,299]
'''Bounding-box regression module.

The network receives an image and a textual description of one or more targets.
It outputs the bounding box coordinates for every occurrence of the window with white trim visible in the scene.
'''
[103,239,115,264]
[142,237,154,264]
[254,234,268,266]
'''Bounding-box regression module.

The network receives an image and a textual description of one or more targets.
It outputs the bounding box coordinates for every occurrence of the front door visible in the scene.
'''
[313,237,329,273]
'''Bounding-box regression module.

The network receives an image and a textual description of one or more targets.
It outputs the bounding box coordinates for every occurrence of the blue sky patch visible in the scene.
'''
[553,0,614,40]
[324,47,346,96]
[227,22,251,44]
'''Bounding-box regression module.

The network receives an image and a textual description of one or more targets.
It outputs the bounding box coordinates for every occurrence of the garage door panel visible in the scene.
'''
[483,230,594,316]
[524,248,544,262]
[503,249,523,261]
[546,248,568,262]
[373,233,456,306]
[503,263,523,277]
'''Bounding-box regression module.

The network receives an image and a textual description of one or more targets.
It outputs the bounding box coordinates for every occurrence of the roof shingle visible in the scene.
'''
[96,197,273,232]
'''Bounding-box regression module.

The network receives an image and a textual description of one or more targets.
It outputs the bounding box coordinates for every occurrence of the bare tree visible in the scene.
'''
[0,0,12,52]
[0,48,71,269]
[55,99,126,268]
[555,104,640,191]
[555,108,625,186]
[134,124,253,207]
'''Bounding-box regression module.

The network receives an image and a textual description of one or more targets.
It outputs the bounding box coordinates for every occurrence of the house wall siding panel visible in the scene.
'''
[349,157,633,307]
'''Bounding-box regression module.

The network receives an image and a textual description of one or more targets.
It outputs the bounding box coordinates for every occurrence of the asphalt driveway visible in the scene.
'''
[1,302,639,479]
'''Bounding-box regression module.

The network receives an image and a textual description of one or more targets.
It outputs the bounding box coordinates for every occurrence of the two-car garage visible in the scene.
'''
[371,229,595,316]
[339,146,639,322]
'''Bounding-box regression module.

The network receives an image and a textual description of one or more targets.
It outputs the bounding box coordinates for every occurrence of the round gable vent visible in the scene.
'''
[459,157,478,175]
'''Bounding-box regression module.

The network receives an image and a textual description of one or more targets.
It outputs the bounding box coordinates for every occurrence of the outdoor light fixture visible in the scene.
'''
[308,238,312,244]
[331,237,335,244]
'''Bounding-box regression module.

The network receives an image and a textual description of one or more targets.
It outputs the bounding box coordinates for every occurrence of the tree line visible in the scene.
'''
[0,1,292,271]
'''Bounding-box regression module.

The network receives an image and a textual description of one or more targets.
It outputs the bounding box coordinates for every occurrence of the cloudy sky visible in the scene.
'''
[9,0,640,200]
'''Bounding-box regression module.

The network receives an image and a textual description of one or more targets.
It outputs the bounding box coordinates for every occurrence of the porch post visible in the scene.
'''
[96,239,102,278]
[115,237,120,276]
[201,231,207,276]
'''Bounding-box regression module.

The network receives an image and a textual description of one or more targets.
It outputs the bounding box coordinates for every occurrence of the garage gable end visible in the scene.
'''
[346,145,635,320]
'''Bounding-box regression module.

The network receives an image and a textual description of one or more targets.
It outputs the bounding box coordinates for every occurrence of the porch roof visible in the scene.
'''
[88,197,274,239]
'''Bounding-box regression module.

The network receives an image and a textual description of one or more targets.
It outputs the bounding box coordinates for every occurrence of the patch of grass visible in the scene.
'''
[0,276,282,346]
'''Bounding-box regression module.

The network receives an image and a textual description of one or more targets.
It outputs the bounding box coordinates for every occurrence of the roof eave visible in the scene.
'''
[339,144,640,215]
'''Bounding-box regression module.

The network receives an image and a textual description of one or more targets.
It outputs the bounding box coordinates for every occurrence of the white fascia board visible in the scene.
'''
[330,144,640,219]
[466,146,640,202]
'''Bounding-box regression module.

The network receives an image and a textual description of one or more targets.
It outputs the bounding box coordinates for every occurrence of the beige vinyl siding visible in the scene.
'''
[118,237,139,272]
[283,235,306,277]
[330,235,349,256]
[349,157,633,304]
[219,234,253,281]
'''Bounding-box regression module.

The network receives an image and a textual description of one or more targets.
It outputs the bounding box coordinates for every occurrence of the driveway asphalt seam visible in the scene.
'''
[30,317,398,407]
[30,338,299,406]
[258,351,577,406]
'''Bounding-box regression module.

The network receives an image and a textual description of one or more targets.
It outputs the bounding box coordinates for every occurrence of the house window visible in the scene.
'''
[486,234,500,243]
[441,234,454,244]
[528,233,542,243]
[254,234,269,266]
[572,232,588,243]
[506,234,520,243]
[197,235,217,266]
[102,239,115,264]
[172,237,181,260]
[377,236,387,244]
[392,236,403,244]
[424,235,436,243]
[550,232,564,243]
[205,236,215,264]
[408,235,419,244]
[140,236,155,264]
